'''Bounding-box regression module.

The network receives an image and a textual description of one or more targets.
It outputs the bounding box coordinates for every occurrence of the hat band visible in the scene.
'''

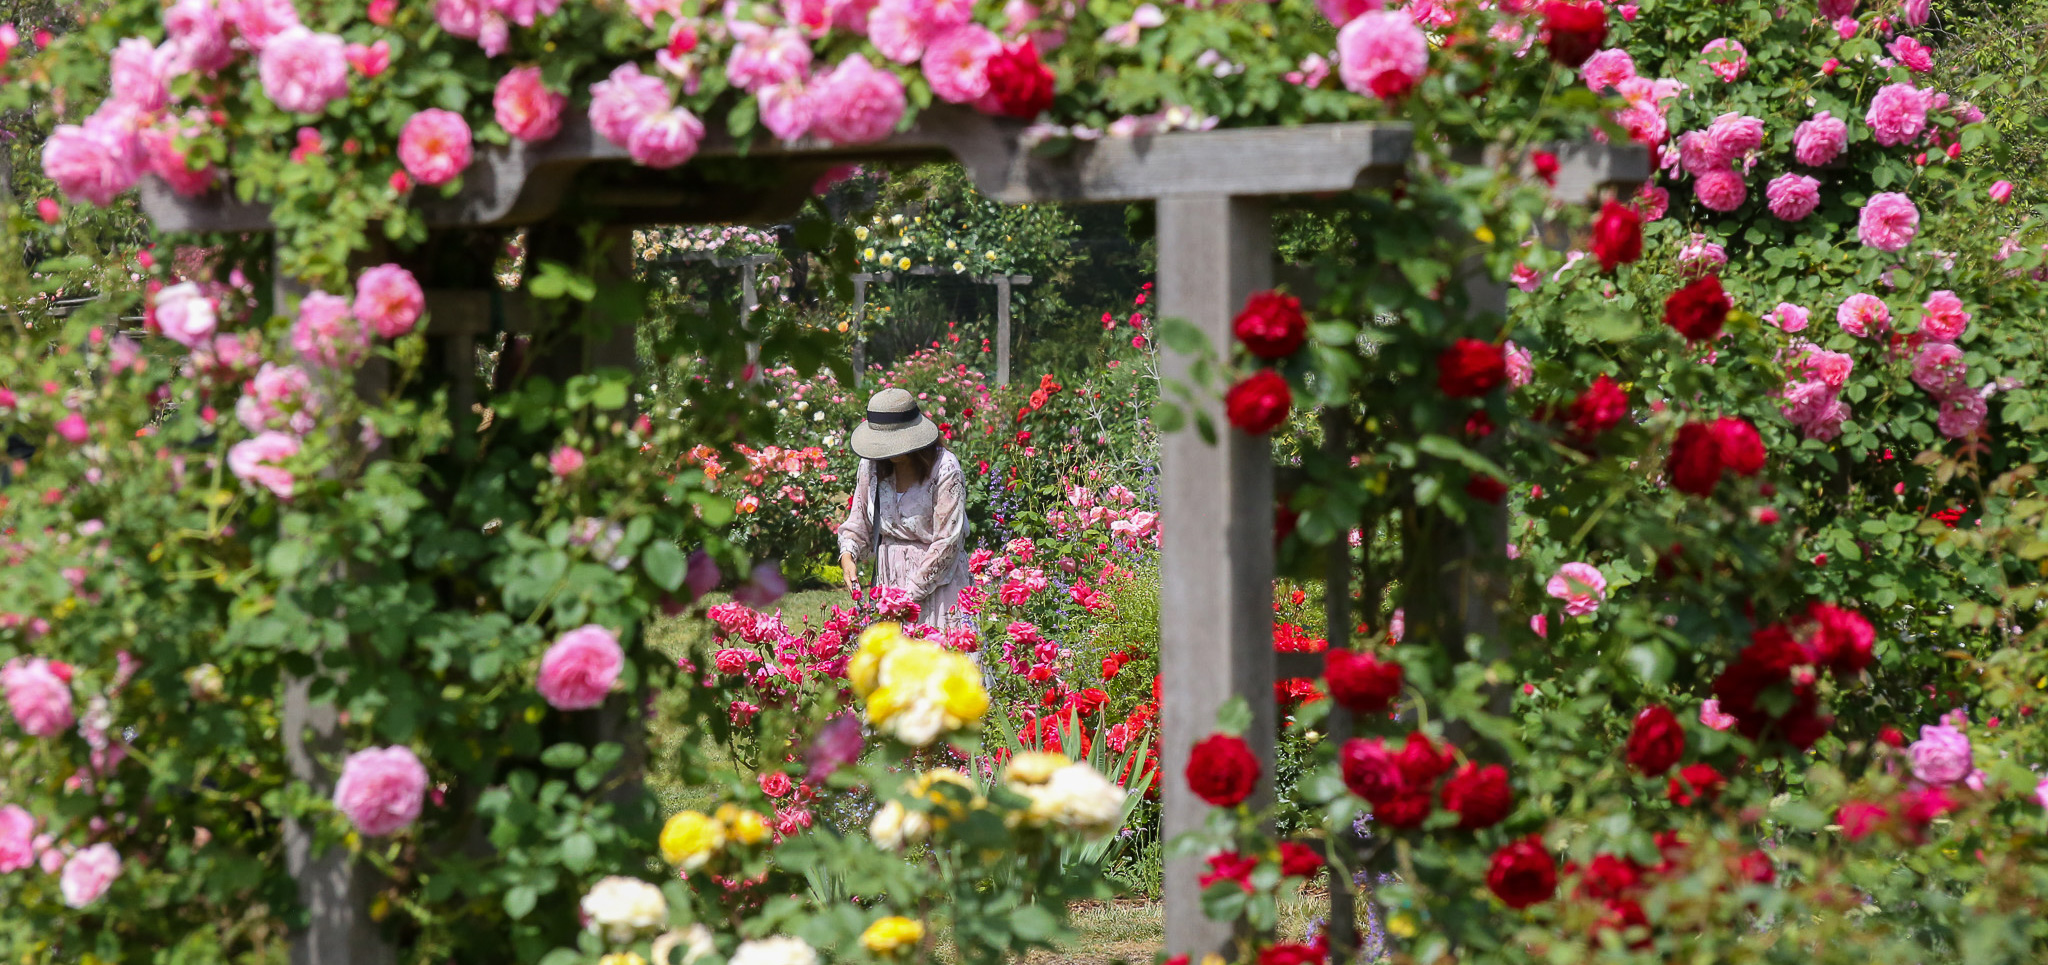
[866,407,920,426]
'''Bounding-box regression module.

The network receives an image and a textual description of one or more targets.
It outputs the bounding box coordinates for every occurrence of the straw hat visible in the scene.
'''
[849,388,940,460]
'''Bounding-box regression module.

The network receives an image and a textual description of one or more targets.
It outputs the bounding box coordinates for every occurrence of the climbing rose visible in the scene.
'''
[866,0,932,63]
[628,107,706,168]
[1700,37,1746,81]
[726,22,811,93]
[2,657,74,737]
[589,63,672,147]
[291,291,370,368]
[1186,734,1260,807]
[333,745,430,836]
[1768,303,1810,332]
[1663,274,1730,341]
[259,27,349,114]
[1579,48,1634,92]
[1699,699,1737,731]
[1590,201,1642,271]
[1567,374,1628,437]
[41,120,143,208]
[349,264,424,339]
[1912,342,1965,394]
[809,54,907,146]
[1710,417,1764,476]
[1918,290,1970,342]
[1337,10,1428,99]
[1666,422,1723,496]
[165,0,235,72]
[398,109,474,187]
[1277,841,1323,878]
[1224,369,1292,435]
[154,281,218,349]
[1540,0,1606,67]
[1667,762,1724,806]
[494,66,567,142]
[1545,562,1606,616]
[1504,341,1533,387]
[1706,112,1765,158]
[1338,737,1403,802]
[1837,800,1887,840]
[228,430,302,498]
[110,37,171,112]
[0,805,33,873]
[1807,602,1875,673]
[1887,35,1932,73]
[1695,169,1747,212]
[229,0,303,49]
[1793,111,1848,166]
[1858,192,1919,252]
[1441,763,1512,829]
[922,23,1000,104]
[1325,649,1403,713]
[1765,174,1821,221]
[1836,293,1890,336]
[139,119,218,196]
[60,844,120,909]
[537,624,626,710]
[1625,705,1684,775]
[1233,290,1307,359]
[1989,180,2013,204]
[1436,338,1506,397]
[1937,393,1986,439]
[1486,836,1557,908]
[1865,83,1932,147]
[983,39,1055,118]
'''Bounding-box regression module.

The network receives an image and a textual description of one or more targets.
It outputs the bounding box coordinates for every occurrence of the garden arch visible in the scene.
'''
[140,104,1644,962]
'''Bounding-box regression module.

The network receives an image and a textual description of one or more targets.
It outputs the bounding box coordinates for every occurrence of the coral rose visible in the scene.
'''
[538,624,626,710]
[1224,369,1292,435]
[333,745,430,836]
[1185,733,1260,807]
[398,108,474,187]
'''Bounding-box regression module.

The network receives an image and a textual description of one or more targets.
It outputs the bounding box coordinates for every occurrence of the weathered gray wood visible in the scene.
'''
[849,272,881,386]
[1158,194,1275,958]
[1318,407,1357,959]
[983,274,1031,386]
[970,123,1414,203]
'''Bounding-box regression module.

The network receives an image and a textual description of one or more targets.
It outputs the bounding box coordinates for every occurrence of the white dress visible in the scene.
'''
[836,449,973,629]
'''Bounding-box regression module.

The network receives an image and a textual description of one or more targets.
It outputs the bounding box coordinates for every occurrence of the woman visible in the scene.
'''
[837,387,973,629]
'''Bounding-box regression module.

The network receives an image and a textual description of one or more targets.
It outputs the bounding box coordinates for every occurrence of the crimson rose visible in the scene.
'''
[984,39,1056,118]
[1441,762,1512,829]
[1278,841,1324,878]
[1590,200,1643,271]
[1225,369,1292,434]
[1325,649,1403,714]
[1666,762,1725,806]
[1436,338,1507,397]
[1567,374,1629,438]
[1185,733,1260,806]
[1486,835,1557,909]
[1663,274,1732,341]
[1625,705,1685,775]
[1541,0,1608,67]
[1666,422,1724,496]
[1339,737,1403,803]
[1233,290,1308,359]
[1710,416,1765,476]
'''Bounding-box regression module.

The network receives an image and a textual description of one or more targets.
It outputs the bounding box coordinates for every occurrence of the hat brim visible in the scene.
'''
[850,417,941,460]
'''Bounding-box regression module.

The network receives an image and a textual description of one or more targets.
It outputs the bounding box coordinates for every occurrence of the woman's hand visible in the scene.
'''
[840,552,860,598]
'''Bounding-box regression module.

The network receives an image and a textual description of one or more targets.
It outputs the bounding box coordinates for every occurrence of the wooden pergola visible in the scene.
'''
[141,103,1645,963]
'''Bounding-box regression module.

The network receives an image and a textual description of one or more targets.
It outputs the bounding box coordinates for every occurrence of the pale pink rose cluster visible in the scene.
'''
[290,291,371,368]
[228,430,302,499]
[587,62,709,166]
[1673,112,1765,212]
[1677,233,1727,275]
[334,745,430,836]
[1336,11,1428,101]
[236,362,320,435]
[2,657,75,737]
[1780,375,1851,441]
[154,281,220,349]
[537,625,627,710]
[1908,300,1986,439]
[435,0,563,56]
[60,843,121,908]
[1857,191,1920,252]
[1545,562,1607,617]
[1611,73,1683,148]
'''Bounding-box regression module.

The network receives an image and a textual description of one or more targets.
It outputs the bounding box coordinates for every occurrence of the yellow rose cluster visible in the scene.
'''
[659,804,771,871]
[849,624,989,746]
[1004,751,1129,835]
[868,769,982,851]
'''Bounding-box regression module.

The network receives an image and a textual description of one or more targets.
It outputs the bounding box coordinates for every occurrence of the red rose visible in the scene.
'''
[1436,338,1508,397]
[1666,762,1725,806]
[1590,200,1643,271]
[1256,943,1325,965]
[983,39,1055,118]
[1440,762,1513,829]
[1186,733,1261,807]
[1663,274,1731,341]
[1225,369,1293,434]
[1877,726,1906,748]
[1624,705,1685,775]
[1339,737,1403,803]
[1374,790,1434,828]
[1465,472,1508,503]
[1837,800,1888,840]
[1066,688,1109,716]
[1325,649,1403,714]
[1101,652,1132,679]
[1576,852,1643,902]
[1199,850,1258,890]
[1666,422,1724,496]
[1592,898,1650,947]
[1651,830,1687,873]
[1541,0,1608,67]
[1394,731,1453,786]
[1710,416,1765,476]
[1807,602,1875,674]
[1530,150,1560,185]
[1567,374,1629,437]
[1486,835,1557,909]
[1778,698,1833,749]
[1233,290,1308,359]
[1278,841,1324,879]
[1735,849,1775,884]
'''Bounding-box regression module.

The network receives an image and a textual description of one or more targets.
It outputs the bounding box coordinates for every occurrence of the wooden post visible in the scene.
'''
[1319,407,1358,957]
[736,254,773,380]
[984,273,1032,387]
[1158,195,1276,958]
[850,271,892,387]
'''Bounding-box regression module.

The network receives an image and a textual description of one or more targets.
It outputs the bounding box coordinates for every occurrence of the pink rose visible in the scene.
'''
[1337,11,1429,100]
[1694,168,1747,212]
[0,805,34,873]
[228,430,302,498]
[726,22,812,94]
[1699,699,1737,731]
[1865,83,1932,147]
[41,119,144,208]
[1676,130,1726,176]
[344,39,391,77]
[759,771,795,798]
[398,109,474,187]
[1579,48,1634,92]
[1765,173,1821,221]
[1705,112,1764,159]
[1988,180,2013,204]
[1918,290,1970,342]
[589,63,673,148]
[488,0,564,28]
[1911,342,1965,394]
[549,445,585,477]
[237,362,319,434]
[1700,37,1746,81]
[2036,776,2048,812]
[1634,184,1669,220]
[54,412,88,443]
[1902,0,1929,24]
[110,37,172,113]
[1857,191,1919,252]
[867,0,934,63]
[154,281,219,348]
[259,27,350,114]
[537,624,625,710]
[1545,562,1607,617]
[353,264,425,339]
[1802,349,1854,388]
[808,54,906,146]
[1937,392,1986,438]
[225,0,302,49]
[291,291,369,368]
[1908,724,1972,785]
[1836,293,1890,337]
[921,23,999,104]
[1316,0,1380,24]
[139,117,220,197]
[494,66,567,143]
[758,80,814,142]
[627,107,705,168]
[2,657,74,737]
[1678,233,1728,274]
[60,844,120,908]
[1886,35,1932,73]
[1504,340,1533,388]
[1818,0,1855,18]
[333,745,429,836]
[1768,303,1810,332]
[165,0,235,73]
[1793,111,1847,166]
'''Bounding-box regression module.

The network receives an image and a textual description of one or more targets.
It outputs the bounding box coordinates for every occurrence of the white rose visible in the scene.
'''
[652,924,717,965]
[730,936,818,965]
[1034,763,1128,834]
[886,700,947,747]
[580,876,668,943]
[155,282,218,349]
[868,800,929,851]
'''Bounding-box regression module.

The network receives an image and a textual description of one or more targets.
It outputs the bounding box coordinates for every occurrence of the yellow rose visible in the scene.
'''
[659,810,726,870]
[860,916,925,955]
[855,226,870,241]
[729,810,771,845]
[897,257,912,270]
[910,769,981,827]
[1006,751,1071,786]
[600,955,648,965]
[849,624,904,697]
[936,655,989,722]
[865,682,906,725]
[879,642,942,694]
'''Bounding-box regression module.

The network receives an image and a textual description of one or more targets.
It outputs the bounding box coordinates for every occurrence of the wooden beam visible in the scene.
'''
[1157,194,1275,958]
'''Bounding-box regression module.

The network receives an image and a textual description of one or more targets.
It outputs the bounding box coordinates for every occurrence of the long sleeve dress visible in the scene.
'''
[836,449,973,629]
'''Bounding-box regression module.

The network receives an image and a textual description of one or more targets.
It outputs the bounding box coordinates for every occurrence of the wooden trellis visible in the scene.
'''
[139,103,1645,962]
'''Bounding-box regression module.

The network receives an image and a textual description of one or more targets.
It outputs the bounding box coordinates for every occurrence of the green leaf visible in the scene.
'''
[1157,316,1209,355]
[561,832,596,873]
[643,541,687,592]
[504,885,538,919]
[1214,696,1252,736]
[266,540,309,578]
[540,743,589,769]
[592,378,629,411]
[1624,643,1674,687]
[1009,904,1058,942]
[1151,401,1187,433]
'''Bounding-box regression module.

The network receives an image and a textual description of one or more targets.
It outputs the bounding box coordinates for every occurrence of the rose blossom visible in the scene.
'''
[154,281,219,348]
[0,805,34,873]
[344,39,390,76]
[1908,723,1973,785]
[1338,11,1429,100]
[398,109,474,186]
[1801,349,1855,389]
[550,445,585,477]
[494,66,567,143]
[41,119,144,208]
[758,81,814,141]
[259,27,350,114]
[867,0,934,63]
[1676,130,1727,176]
[354,264,426,339]
[165,0,235,73]
[237,362,319,434]
[1911,342,1965,394]
[110,37,172,112]
[589,63,673,147]
[1857,192,1919,252]
[1700,37,1746,81]
[333,745,429,836]
[726,22,812,93]
[1678,233,1727,274]
[1937,392,1986,439]
[1578,48,1633,92]
[60,844,120,908]
[1504,340,1533,387]
[1794,111,1847,166]
[226,0,302,49]
[1694,169,1747,212]
[537,624,626,710]
[1705,112,1764,159]
[2,657,74,737]
[808,54,906,146]
[1699,699,1737,731]
[1865,83,1933,147]
[228,430,301,498]
[922,23,1000,104]
[139,116,219,196]
[627,107,705,168]
[1836,293,1890,337]
[1545,562,1606,616]
[1768,303,1810,332]
[290,291,369,368]
[1886,35,1932,73]
[1634,184,1669,220]
[1918,290,1970,342]
[1766,173,1821,221]
[1989,180,2013,204]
